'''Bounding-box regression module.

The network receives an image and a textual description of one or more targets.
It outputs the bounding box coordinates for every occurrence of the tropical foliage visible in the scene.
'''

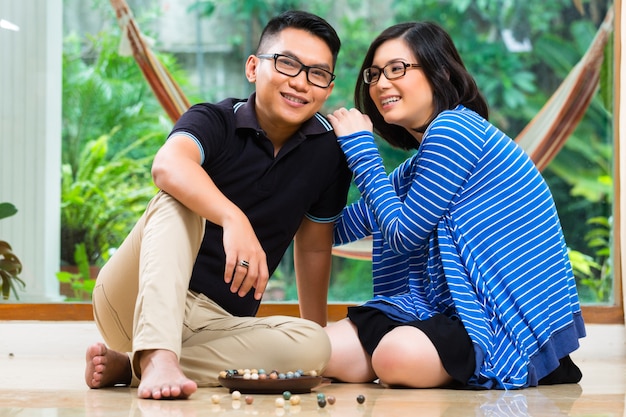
[60,130,157,266]
[60,29,190,266]
[56,243,97,301]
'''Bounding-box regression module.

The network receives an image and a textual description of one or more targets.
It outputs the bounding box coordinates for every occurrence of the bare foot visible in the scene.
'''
[85,342,132,388]
[136,349,197,400]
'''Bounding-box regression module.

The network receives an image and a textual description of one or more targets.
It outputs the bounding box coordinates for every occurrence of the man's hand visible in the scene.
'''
[153,135,270,300]
[222,214,269,300]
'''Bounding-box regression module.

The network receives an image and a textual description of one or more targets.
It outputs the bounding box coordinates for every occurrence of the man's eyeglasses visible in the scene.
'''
[363,61,421,85]
[257,53,335,88]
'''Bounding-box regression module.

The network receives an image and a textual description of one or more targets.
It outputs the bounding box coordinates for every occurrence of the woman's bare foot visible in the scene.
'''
[85,342,132,388]
[136,349,197,400]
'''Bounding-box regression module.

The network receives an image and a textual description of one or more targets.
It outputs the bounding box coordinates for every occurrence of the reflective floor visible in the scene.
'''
[0,322,624,416]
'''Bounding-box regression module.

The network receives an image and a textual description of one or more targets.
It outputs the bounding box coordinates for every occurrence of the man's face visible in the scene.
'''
[246,27,335,135]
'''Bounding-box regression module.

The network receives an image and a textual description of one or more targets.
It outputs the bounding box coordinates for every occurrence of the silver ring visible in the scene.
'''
[238,260,249,269]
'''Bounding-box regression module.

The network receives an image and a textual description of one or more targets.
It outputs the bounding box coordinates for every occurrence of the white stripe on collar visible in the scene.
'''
[315,113,332,132]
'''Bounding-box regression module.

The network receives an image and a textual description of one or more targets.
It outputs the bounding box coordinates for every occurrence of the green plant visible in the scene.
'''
[61,25,190,267]
[62,31,173,176]
[56,243,96,301]
[0,203,26,300]
[61,129,158,266]
[569,216,613,303]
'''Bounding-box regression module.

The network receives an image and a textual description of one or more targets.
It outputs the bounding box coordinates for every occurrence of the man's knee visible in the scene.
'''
[277,317,331,368]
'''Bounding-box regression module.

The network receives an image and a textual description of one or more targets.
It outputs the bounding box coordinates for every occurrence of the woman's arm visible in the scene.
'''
[328,108,482,254]
[333,198,373,246]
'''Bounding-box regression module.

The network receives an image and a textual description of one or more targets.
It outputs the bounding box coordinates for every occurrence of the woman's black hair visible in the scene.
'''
[355,21,488,150]
[257,10,341,68]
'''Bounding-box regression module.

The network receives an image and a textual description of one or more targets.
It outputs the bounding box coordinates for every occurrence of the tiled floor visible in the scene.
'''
[0,321,624,416]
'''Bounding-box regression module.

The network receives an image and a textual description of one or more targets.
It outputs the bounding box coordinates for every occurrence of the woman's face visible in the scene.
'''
[368,38,434,135]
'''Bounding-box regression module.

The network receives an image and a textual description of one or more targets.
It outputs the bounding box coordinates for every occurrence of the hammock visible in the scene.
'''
[110,0,190,122]
[109,0,614,260]
[515,6,614,170]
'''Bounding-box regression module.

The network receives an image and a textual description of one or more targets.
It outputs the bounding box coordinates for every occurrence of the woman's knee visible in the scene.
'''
[371,338,413,378]
[371,329,451,387]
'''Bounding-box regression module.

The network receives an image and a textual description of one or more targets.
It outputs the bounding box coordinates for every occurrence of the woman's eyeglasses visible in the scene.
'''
[363,61,421,85]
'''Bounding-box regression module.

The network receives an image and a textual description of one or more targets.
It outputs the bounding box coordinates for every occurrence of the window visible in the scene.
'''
[0,0,621,323]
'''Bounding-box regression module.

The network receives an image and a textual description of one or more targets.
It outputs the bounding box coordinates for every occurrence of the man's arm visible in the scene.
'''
[152,135,269,300]
[293,217,334,327]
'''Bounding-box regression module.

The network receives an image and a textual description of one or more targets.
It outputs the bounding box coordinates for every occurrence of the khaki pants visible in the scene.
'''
[92,191,331,386]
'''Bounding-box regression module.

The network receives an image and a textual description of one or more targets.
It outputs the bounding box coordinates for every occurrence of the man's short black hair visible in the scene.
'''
[256,10,340,68]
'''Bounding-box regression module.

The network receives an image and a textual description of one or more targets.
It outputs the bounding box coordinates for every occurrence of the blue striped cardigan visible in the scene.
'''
[333,105,586,389]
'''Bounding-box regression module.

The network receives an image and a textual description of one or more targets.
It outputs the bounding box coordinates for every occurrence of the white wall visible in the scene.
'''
[0,0,62,301]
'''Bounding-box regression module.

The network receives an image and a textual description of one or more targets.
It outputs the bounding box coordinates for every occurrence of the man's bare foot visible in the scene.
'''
[136,349,197,400]
[85,342,132,388]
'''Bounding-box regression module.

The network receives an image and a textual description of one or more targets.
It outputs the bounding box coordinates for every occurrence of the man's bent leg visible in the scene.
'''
[91,191,204,391]
[178,292,331,386]
[92,212,144,353]
[129,192,204,373]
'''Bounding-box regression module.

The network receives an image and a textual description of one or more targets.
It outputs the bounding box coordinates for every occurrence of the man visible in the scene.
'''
[84,10,350,400]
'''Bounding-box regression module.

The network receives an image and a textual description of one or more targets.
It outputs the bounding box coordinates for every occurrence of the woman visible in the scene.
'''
[324,21,585,389]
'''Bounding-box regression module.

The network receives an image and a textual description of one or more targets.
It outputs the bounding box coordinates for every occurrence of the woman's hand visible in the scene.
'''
[327,108,380,170]
[327,108,373,138]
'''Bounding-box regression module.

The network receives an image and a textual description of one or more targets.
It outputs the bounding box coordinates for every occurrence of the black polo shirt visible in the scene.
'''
[168,93,352,316]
